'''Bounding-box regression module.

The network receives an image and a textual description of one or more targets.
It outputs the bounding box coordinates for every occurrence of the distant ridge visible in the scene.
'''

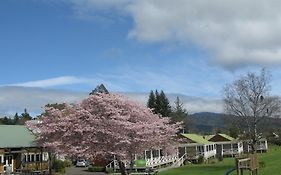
[189,112,227,133]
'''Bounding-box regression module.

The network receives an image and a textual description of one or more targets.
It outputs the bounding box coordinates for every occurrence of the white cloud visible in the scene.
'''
[10,76,91,88]
[65,0,281,69]
[0,86,88,116]
[127,0,281,68]
[0,86,223,116]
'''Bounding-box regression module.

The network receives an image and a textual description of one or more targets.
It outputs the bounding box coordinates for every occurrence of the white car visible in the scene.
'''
[76,159,88,167]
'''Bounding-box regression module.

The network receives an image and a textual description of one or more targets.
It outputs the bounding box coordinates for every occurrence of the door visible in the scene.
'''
[4,155,13,173]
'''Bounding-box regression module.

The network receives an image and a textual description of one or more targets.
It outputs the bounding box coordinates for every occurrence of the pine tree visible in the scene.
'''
[18,108,32,124]
[147,90,156,112]
[158,90,172,117]
[147,90,172,117]
[171,96,190,133]
[14,112,19,124]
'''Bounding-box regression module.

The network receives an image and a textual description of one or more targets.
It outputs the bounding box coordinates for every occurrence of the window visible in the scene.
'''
[23,155,27,162]
[145,150,151,159]
[152,149,160,158]
[27,155,31,162]
[31,154,35,162]
[198,146,204,152]
[36,154,40,162]
[160,149,164,157]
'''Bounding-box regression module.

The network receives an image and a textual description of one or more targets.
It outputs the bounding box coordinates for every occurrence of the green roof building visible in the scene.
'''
[178,133,216,161]
[0,125,49,173]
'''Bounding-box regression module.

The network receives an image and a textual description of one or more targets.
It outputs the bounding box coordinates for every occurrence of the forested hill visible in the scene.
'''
[189,112,281,134]
[189,112,227,133]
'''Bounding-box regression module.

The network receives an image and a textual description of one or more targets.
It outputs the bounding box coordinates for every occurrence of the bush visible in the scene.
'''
[209,158,217,164]
[88,166,105,172]
[53,160,65,173]
[197,155,204,164]
[106,167,115,174]
[217,154,223,162]
[63,160,72,167]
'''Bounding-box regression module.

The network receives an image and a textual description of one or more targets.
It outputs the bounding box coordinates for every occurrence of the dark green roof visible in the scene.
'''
[0,125,37,148]
[218,134,235,141]
[181,134,211,144]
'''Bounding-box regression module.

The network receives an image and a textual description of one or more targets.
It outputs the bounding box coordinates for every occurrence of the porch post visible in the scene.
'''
[144,150,147,160]
[222,144,224,156]
[40,148,43,173]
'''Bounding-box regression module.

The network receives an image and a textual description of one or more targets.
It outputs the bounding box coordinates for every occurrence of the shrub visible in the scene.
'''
[197,155,204,164]
[53,160,65,173]
[106,167,115,174]
[88,166,105,172]
[209,158,217,164]
[63,160,72,167]
[217,154,223,162]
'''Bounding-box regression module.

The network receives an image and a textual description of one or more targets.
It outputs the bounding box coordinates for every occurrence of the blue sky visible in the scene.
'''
[2,0,281,100]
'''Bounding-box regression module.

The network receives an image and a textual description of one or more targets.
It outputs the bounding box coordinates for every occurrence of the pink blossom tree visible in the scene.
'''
[27,93,181,175]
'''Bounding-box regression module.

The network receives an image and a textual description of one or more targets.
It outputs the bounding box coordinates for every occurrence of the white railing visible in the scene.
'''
[105,160,119,172]
[256,145,267,150]
[146,155,178,167]
[223,149,238,155]
[172,154,186,168]
[204,150,216,159]
[106,155,179,171]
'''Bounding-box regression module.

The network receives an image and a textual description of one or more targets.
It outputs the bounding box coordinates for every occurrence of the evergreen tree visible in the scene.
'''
[158,90,172,117]
[171,96,190,133]
[18,108,32,124]
[147,90,156,112]
[14,112,19,124]
[147,90,172,117]
[154,90,161,114]
[1,116,13,125]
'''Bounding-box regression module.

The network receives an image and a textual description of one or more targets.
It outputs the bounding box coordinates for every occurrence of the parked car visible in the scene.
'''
[76,159,88,167]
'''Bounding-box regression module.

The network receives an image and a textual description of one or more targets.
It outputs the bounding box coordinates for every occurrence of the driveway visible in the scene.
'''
[65,166,107,175]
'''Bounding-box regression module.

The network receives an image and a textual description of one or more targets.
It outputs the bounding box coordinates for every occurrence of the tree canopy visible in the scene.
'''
[171,96,190,133]
[224,68,281,152]
[27,93,181,166]
[0,109,32,125]
[147,90,172,117]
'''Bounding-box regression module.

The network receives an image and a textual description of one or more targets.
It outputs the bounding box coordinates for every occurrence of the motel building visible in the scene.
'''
[0,125,49,174]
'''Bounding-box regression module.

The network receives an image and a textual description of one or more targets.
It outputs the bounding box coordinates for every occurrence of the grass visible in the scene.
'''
[158,145,281,175]
[259,145,281,175]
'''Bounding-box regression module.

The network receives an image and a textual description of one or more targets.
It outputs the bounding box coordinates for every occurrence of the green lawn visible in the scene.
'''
[159,145,281,175]
[259,145,281,175]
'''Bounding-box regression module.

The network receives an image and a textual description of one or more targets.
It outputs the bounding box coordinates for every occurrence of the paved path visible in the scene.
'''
[65,166,107,175]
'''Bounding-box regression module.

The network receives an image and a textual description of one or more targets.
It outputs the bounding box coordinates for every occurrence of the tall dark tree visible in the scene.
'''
[171,96,189,133]
[147,90,172,117]
[18,108,32,124]
[14,112,20,124]
[158,90,172,117]
[154,90,161,115]
[147,90,156,112]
